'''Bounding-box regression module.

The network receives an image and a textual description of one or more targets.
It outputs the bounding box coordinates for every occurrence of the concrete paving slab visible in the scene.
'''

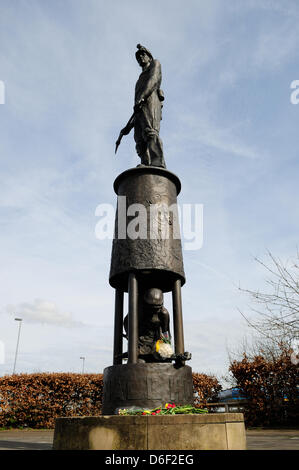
[0,428,298,450]
[0,430,54,450]
[246,429,299,450]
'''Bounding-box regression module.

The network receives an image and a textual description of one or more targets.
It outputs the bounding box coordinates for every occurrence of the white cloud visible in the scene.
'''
[253,22,299,71]
[5,299,83,327]
[180,115,260,160]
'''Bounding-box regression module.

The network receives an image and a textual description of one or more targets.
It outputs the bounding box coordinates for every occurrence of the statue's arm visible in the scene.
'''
[160,306,170,334]
[139,60,162,103]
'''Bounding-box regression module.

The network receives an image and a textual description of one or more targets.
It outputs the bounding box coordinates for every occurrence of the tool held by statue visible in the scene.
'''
[115,99,145,154]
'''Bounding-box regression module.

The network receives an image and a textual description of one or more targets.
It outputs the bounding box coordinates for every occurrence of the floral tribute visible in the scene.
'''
[118,403,208,415]
[155,334,174,359]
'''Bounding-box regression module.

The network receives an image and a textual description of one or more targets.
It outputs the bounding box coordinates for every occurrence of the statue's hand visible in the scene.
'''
[120,126,130,136]
[134,98,145,113]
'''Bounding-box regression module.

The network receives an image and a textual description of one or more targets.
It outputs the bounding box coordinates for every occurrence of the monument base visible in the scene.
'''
[53,413,247,450]
[102,363,194,415]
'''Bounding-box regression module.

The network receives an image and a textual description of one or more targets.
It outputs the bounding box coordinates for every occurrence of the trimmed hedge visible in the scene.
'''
[0,373,103,428]
[192,373,222,405]
[229,349,299,427]
[0,372,221,428]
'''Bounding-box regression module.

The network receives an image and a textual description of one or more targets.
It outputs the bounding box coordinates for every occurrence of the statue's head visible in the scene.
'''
[144,288,163,308]
[135,44,153,68]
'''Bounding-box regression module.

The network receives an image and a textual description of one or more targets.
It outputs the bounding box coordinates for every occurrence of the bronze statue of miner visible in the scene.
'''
[123,288,173,363]
[115,44,166,168]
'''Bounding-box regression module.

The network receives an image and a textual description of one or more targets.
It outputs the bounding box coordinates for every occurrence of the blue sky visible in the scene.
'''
[0,0,298,382]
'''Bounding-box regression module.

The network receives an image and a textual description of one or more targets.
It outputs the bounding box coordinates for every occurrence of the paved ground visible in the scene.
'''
[0,428,298,450]
[0,430,54,450]
[246,429,299,450]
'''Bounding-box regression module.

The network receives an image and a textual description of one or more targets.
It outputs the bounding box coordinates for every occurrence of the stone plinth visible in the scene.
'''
[53,413,246,450]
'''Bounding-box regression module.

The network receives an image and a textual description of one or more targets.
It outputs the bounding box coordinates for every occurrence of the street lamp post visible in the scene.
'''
[80,356,85,374]
[13,318,22,375]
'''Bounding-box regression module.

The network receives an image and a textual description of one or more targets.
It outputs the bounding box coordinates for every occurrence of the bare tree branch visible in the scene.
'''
[238,251,299,344]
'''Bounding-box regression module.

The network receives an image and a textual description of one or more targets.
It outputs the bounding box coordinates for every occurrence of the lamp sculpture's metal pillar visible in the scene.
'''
[172,279,185,356]
[128,272,138,364]
[102,166,193,415]
[113,289,124,365]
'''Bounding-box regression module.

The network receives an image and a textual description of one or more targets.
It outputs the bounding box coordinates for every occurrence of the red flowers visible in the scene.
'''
[165,402,176,409]
[151,408,162,415]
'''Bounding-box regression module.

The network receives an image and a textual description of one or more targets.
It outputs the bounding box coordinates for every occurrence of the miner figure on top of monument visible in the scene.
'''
[115,44,166,168]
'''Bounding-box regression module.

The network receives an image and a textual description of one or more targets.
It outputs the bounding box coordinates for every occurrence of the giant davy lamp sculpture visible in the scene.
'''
[102,44,193,414]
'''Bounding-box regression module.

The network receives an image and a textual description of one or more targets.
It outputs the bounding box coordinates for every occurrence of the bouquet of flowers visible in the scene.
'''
[117,403,208,415]
[155,334,173,359]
